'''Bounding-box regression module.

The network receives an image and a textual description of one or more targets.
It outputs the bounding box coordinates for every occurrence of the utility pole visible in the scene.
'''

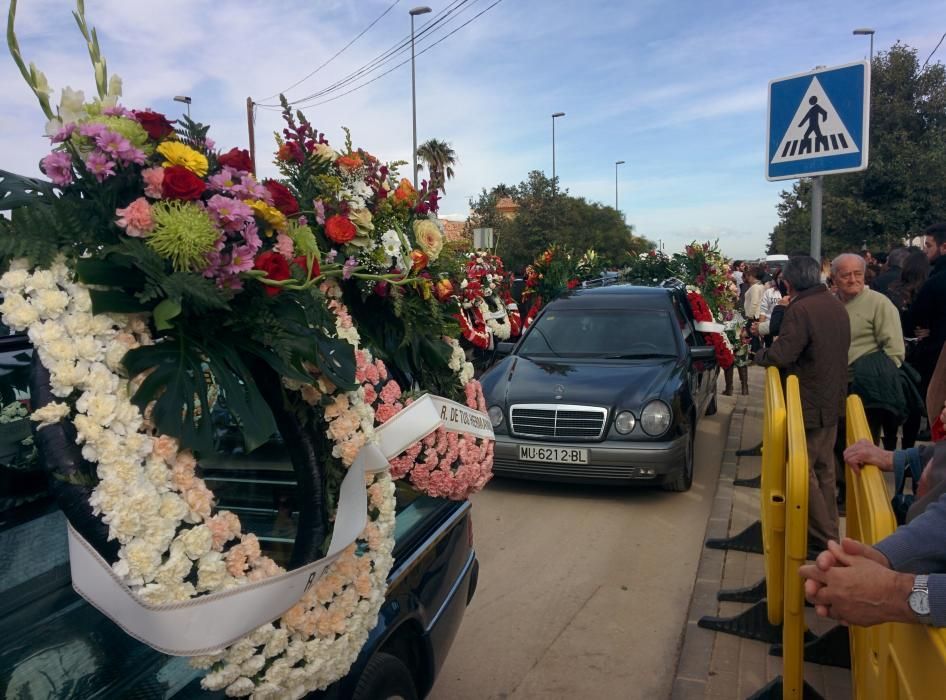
[810,176,823,260]
[246,97,256,175]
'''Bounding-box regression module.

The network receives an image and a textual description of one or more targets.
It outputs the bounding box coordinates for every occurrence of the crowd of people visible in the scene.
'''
[729,223,946,629]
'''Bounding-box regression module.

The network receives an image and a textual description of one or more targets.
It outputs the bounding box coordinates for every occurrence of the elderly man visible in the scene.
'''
[756,256,851,548]
[833,253,906,449]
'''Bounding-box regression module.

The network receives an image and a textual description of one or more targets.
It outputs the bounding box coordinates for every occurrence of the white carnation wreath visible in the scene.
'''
[475,292,512,341]
[0,260,397,699]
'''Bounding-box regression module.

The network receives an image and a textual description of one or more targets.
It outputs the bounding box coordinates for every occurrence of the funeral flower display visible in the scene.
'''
[1,3,493,697]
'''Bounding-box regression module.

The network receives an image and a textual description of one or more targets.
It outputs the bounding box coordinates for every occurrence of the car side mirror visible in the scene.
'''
[494,342,515,357]
[690,346,716,363]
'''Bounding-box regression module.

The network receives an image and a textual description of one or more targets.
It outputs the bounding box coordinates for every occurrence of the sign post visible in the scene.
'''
[766,62,870,260]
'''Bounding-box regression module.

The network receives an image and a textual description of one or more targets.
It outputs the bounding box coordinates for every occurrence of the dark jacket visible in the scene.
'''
[756,284,851,428]
[871,265,901,296]
[850,350,905,419]
[911,255,946,382]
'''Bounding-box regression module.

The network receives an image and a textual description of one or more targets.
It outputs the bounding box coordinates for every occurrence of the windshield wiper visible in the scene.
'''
[600,352,676,359]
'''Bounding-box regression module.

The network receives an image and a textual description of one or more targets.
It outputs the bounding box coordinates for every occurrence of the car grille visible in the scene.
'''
[509,404,608,441]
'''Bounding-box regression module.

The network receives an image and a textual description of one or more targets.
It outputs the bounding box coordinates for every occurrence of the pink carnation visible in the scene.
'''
[115,197,155,237]
[141,167,165,198]
[380,380,401,405]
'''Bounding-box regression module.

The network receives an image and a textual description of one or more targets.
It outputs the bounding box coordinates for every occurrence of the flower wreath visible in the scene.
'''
[0,263,396,698]
[686,289,734,369]
[456,303,492,350]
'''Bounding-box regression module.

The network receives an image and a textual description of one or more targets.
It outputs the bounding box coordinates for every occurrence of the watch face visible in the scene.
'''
[909,590,931,616]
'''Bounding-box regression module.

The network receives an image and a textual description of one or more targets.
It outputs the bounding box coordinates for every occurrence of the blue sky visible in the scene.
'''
[1,0,944,259]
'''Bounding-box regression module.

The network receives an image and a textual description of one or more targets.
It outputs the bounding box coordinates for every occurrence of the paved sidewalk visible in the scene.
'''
[671,366,852,699]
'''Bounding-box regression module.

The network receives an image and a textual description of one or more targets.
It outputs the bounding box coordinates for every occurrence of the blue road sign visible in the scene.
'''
[766,61,870,181]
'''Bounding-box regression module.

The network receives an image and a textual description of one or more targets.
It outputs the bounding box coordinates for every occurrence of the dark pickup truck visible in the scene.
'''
[0,333,478,699]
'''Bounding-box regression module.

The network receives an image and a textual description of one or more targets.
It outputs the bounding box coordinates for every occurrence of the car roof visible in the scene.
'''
[546,284,675,310]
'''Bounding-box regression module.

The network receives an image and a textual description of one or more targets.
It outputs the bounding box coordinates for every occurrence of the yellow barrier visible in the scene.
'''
[783,376,809,699]
[761,367,788,625]
[845,395,946,700]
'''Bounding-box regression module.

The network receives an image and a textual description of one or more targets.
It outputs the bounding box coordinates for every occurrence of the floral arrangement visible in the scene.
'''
[455,251,520,349]
[521,245,597,326]
[685,289,734,369]
[1,3,492,697]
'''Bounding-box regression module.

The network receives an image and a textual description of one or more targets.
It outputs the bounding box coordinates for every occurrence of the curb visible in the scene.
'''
[671,397,749,699]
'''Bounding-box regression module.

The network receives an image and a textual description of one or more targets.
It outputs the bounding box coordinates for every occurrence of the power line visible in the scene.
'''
[256,0,474,108]
[922,31,946,70]
[259,0,402,103]
[270,0,503,111]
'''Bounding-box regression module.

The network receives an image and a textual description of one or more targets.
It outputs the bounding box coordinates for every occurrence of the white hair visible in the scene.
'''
[831,253,867,276]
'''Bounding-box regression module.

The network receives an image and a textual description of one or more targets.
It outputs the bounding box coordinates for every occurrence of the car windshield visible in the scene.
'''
[518,308,678,358]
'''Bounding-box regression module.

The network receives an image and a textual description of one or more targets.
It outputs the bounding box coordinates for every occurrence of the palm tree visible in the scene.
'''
[416,139,457,193]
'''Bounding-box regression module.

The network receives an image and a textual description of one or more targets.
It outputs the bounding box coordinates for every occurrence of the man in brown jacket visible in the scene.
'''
[757,255,852,548]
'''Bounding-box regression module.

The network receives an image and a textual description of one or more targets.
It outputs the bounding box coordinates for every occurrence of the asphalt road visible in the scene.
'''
[431,396,735,700]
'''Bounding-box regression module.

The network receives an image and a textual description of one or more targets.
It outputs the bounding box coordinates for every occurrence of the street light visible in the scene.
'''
[853,28,875,62]
[173,95,192,119]
[614,160,625,211]
[551,111,565,195]
[410,6,432,190]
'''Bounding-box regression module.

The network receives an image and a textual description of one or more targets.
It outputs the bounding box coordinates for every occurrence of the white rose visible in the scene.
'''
[178,525,213,560]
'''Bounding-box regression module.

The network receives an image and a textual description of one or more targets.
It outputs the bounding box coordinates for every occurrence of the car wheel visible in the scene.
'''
[352,652,419,700]
[663,423,695,492]
[705,386,718,416]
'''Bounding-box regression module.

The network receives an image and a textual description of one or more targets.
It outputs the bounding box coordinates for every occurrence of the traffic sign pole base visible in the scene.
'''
[717,577,767,604]
[698,599,782,644]
[734,473,762,488]
[746,676,825,700]
[770,624,851,669]
[705,520,764,554]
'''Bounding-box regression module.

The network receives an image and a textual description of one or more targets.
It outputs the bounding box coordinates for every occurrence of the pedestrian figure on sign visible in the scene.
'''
[799,96,828,153]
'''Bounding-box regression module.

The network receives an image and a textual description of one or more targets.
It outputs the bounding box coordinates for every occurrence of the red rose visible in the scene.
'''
[263,180,300,216]
[292,255,320,279]
[254,251,291,297]
[133,110,175,141]
[217,147,254,173]
[161,165,206,201]
[567,278,580,289]
[325,215,357,244]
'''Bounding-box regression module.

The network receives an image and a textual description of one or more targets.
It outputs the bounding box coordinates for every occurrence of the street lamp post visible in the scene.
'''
[551,111,565,195]
[614,160,625,211]
[173,95,192,119]
[410,6,432,190]
[853,28,875,62]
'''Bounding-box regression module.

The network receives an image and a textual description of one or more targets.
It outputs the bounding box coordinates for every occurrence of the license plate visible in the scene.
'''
[518,445,589,464]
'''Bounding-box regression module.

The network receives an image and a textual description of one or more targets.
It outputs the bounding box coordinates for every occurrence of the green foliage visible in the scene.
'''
[768,43,946,257]
[469,171,654,273]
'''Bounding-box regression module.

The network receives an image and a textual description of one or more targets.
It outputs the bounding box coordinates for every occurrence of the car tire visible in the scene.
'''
[663,423,695,492]
[352,652,419,700]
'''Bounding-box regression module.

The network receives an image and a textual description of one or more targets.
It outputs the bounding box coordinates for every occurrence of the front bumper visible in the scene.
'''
[492,432,688,485]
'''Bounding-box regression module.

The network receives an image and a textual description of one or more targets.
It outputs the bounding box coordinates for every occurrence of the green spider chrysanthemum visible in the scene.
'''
[147,201,220,272]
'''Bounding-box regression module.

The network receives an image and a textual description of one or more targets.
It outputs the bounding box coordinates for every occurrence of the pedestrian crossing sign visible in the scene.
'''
[766,61,869,181]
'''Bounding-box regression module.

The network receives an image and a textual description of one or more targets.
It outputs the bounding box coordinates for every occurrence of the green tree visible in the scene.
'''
[768,43,946,257]
[416,138,457,193]
[469,171,653,273]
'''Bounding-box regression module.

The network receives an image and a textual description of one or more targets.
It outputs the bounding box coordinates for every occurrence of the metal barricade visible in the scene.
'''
[761,367,787,625]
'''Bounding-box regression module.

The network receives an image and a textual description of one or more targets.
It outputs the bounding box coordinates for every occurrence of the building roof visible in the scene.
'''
[441,219,467,242]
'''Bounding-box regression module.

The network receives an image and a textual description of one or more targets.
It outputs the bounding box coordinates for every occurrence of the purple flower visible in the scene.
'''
[204,137,215,150]
[103,104,134,118]
[325,249,338,263]
[118,146,146,166]
[50,123,76,144]
[342,256,358,280]
[313,200,326,225]
[243,222,262,249]
[208,167,239,193]
[85,151,116,182]
[233,176,269,202]
[41,151,74,186]
[95,130,132,158]
[224,244,257,275]
[207,194,254,231]
[298,215,308,227]
[78,123,107,139]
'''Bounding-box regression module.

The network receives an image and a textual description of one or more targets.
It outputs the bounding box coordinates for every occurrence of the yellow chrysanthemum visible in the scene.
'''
[247,199,287,235]
[156,141,209,177]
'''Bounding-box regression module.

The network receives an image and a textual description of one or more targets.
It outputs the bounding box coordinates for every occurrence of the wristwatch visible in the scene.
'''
[908,575,931,621]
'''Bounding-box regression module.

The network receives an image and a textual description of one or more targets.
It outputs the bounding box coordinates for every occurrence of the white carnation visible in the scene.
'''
[178,525,213,560]
[0,269,30,293]
[224,677,255,697]
[30,401,71,428]
[240,653,266,677]
[31,289,70,318]
[196,551,229,592]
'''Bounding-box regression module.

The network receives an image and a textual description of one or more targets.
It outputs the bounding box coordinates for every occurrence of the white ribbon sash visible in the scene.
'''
[694,321,725,333]
[68,393,493,656]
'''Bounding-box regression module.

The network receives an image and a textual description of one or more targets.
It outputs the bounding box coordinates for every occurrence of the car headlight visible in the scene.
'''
[640,400,672,436]
[614,410,636,434]
[488,405,504,427]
